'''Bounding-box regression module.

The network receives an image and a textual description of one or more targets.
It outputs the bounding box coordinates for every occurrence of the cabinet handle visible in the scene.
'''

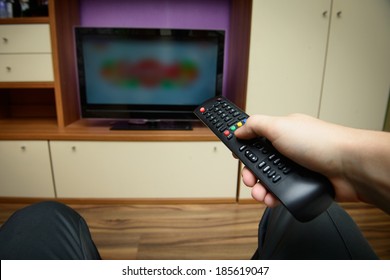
[72,146,77,151]
[6,66,11,72]
[322,11,328,17]
[2,37,8,43]
[337,11,342,18]
[21,146,26,151]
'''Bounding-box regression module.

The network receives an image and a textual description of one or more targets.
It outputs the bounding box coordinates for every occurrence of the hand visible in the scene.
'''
[234,114,362,207]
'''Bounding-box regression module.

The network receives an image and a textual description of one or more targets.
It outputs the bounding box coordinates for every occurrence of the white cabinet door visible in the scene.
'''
[0,141,55,197]
[0,54,54,82]
[246,0,331,117]
[319,0,390,130]
[0,24,52,53]
[50,141,238,199]
[0,24,53,82]
[242,0,390,200]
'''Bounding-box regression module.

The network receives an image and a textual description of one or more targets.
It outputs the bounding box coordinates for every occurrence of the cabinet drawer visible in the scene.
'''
[0,141,55,197]
[0,24,51,53]
[0,54,54,82]
[50,141,238,199]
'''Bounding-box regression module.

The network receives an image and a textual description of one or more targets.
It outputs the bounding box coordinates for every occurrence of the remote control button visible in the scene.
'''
[236,121,243,127]
[239,145,247,152]
[223,130,230,137]
[245,151,258,162]
[227,119,236,126]
[273,175,281,183]
[230,125,237,131]
[258,161,266,168]
[263,165,271,173]
[283,167,291,174]
[268,170,276,178]
[200,107,206,113]
[224,116,232,122]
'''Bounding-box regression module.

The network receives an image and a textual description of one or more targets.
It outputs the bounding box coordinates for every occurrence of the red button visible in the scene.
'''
[200,107,206,113]
[223,130,230,136]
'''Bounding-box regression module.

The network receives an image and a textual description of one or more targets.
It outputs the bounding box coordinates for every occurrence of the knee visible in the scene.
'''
[14,201,80,222]
[24,201,71,213]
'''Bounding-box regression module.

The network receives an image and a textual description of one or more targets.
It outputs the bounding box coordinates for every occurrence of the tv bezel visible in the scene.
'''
[74,27,225,122]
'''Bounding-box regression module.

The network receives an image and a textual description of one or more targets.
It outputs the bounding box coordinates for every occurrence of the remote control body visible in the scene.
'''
[194,96,335,222]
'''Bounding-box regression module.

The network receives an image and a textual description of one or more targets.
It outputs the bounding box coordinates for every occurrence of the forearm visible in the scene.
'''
[341,128,390,214]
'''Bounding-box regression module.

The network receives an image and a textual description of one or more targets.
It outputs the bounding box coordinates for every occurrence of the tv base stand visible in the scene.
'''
[110,120,193,131]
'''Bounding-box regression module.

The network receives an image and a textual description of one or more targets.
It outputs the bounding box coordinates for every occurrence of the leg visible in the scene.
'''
[252,202,378,259]
[0,201,101,260]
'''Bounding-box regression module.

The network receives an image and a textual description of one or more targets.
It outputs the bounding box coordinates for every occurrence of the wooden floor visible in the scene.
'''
[0,201,389,259]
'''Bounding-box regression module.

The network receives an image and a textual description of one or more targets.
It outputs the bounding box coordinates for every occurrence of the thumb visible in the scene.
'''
[235,115,274,140]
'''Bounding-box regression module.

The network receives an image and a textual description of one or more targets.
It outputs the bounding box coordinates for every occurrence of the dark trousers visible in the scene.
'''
[252,202,378,259]
[0,201,101,260]
[0,201,377,260]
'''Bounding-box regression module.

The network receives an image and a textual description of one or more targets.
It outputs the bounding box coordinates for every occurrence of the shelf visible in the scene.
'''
[0,17,50,24]
[0,82,54,89]
[0,118,218,141]
[0,118,58,140]
[61,119,218,141]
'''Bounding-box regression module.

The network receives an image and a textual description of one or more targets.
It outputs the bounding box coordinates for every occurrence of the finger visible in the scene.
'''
[241,167,258,187]
[251,182,281,207]
[234,115,274,140]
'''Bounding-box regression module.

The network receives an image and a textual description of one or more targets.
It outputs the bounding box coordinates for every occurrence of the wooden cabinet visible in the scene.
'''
[241,0,390,200]
[246,0,390,130]
[0,0,251,201]
[0,0,251,135]
[319,0,390,130]
[0,18,57,125]
[50,141,238,200]
[246,0,331,117]
[0,141,55,197]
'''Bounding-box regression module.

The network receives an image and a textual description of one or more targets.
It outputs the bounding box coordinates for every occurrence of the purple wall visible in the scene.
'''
[79,0,231,96]
[80,0,230,30]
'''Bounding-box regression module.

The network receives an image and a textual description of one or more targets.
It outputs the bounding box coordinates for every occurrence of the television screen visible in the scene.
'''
[75,27,225,129]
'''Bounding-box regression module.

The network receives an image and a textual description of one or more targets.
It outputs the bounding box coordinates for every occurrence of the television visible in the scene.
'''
[74,27,225,130]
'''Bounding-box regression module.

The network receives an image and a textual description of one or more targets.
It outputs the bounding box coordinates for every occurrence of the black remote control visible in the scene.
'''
[194,96,335,222]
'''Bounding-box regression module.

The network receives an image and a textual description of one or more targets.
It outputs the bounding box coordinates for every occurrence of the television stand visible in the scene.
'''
[110,120,193,131]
